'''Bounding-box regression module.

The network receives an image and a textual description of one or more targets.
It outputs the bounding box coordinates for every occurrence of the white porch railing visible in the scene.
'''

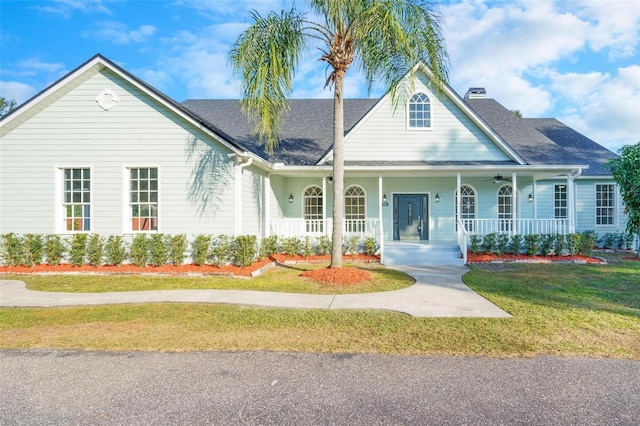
[461,219,569,237]
[269,219,380,240]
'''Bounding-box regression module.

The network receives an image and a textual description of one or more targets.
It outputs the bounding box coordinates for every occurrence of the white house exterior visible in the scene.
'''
[0,55,631,262]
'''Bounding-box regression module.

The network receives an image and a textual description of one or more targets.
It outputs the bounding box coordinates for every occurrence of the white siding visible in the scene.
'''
[344,72,511,162]
[0,68,242,236]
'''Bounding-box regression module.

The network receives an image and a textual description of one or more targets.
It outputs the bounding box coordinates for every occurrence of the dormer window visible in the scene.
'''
[408,92,431,129]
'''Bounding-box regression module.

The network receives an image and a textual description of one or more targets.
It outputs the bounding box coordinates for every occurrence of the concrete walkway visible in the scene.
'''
[0,265,510,318]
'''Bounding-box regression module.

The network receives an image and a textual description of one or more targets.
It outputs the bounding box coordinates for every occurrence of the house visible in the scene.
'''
[0,54,630,263]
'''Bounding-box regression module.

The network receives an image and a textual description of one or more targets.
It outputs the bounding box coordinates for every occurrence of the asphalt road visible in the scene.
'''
[1,350,638,425]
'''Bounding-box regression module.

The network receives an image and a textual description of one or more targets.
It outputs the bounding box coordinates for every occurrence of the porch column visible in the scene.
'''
[322,176,327,235]
[512,173,518,235]
[234,161,241,236]
[264,174,271,238]
[378,174,384,264]
[456,173,461,230]
[567,169,582,233]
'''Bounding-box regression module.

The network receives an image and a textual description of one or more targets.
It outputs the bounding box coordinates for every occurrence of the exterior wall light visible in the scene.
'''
[528,193,533,202]
[289,193,294,203]
[435,193,440,203]
[382,194,388,206]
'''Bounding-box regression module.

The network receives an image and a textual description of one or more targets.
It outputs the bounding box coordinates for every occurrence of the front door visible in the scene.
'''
[393,194,429,240]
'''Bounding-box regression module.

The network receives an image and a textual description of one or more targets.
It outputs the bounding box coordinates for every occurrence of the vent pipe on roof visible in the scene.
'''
[465,87,486,99]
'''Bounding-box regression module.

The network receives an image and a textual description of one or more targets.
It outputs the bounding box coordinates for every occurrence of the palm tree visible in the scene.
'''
[230,0,449,268]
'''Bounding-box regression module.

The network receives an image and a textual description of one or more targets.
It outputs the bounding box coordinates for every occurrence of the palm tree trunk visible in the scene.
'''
[330,71,346,268]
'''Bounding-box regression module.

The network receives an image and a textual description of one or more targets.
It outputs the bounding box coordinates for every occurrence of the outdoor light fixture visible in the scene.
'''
[435,193,440,203]
[382,194,388,206]
[528,193,533,202]
[289,193,294,203]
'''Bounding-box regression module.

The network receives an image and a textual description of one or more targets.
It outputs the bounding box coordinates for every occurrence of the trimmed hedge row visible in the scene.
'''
[0,233,379,268]
[469,230,634,257]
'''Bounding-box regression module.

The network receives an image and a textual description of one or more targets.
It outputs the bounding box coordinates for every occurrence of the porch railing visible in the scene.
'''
[461,219,569,237]
[269,219,380,240]
[457,219,468,264]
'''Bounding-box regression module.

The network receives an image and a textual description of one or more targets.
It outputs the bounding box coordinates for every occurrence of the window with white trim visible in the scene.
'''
[130,167,158,231]
[497,185,514,232]
[554,184,567,219]
[408,92,431,128]
[345,185,366,232]
[595,184,615,225]
[455,185,476,232]
[63,168,91,231]
[304,185,323,233]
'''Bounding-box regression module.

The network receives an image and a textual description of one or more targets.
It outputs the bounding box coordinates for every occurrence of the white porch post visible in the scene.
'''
[322,176,327,235]
[264,174,271,238]
[512,173,518,235]
[234,160,241,236]
[456,173,461,230]
[567,169,581,233]
[378,174,384,264]
[532,178,537,219]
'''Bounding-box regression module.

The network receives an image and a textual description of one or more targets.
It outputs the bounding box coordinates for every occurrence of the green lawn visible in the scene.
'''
[1,253,638,358]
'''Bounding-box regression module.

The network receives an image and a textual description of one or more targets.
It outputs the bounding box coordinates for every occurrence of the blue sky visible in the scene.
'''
[1,0,638,153]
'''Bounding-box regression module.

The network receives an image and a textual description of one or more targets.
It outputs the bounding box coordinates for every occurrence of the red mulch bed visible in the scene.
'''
[300,267,372,285]
[467,252,604,264]
[622,256,640,261]
[0,259,274,277]
[270,253,379,264]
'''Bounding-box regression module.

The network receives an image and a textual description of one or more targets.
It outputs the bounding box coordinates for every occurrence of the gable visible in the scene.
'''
[339,71,515,164]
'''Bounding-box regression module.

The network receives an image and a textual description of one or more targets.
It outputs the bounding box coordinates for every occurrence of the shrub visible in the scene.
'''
[130,234,149,267]
[568,233,581,256]
[282,237,302,257]
[86,234,103,266]
[259,235,279,259]
[302,236,314,257]
[211,234,233,266]
[482,233,498,254]
[234,235,257,267]
[104,235,126,266]
[495,233,509,256]
[602,233,617,250]
[508,234,523,255]
[554,234,567,256]
[45,234,66,266]
[149,234,169,267]
[317,235,332,255]
[169,234,188,266]
[470,235,482,254]
[524,234,541,256]
[191,235,212,266]
[1,233,23,266]
[579,230,597,257]
[623,233,634,251]
[540,234,555,257]
[364,237,377,256]
[69,233,88,266]
[22,234,44,267]
[345,236,359,255]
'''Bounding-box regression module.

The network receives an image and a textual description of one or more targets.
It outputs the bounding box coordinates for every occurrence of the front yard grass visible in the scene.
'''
[0,253,638,358]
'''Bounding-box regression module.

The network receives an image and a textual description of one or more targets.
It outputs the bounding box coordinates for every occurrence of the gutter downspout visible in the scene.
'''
[234,152,253,236]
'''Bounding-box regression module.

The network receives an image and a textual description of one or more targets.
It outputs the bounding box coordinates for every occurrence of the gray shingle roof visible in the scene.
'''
[182,96,615,174]
[525,118,617,176]
[182,99,377,165]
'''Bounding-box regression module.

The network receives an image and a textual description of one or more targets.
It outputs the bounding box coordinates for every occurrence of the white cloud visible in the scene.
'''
[33,0,113,18]
[550,65,640,151]
[0,81,38,105]
[17,59,66,75]
[90,22,157,44]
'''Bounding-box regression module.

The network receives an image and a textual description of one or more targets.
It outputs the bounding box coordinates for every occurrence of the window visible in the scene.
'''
[345,185,366,232]
[596,184,615,225]
[63,168,91,231]
[304,186,323,233]
[455,185,476,231]
[130,167,158,231]
[497,185,514,232]
[554,185,567,219]
[408,92,431,128]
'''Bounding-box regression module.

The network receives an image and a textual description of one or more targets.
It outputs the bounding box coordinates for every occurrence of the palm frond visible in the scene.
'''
[229,9,307,154]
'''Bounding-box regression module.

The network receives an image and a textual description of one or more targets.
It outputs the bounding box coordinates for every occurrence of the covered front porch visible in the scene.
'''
[264,166,584,264]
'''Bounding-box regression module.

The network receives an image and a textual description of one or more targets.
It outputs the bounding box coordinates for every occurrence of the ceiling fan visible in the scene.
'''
[487,174,512,183]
